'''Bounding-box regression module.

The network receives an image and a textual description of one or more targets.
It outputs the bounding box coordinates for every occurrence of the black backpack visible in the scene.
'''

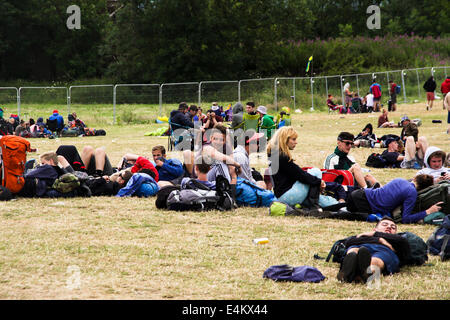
[325,236,355,264]
[155,185,181,209]
[427,215,450,261]
[366,153,387,168]
[0,118,9,136]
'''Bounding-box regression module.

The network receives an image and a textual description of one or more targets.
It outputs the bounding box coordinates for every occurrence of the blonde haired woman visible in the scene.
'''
[267,126,335,209]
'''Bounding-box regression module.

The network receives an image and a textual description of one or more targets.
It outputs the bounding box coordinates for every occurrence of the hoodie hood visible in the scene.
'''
[423,146,442,168]
[232,102,243,114]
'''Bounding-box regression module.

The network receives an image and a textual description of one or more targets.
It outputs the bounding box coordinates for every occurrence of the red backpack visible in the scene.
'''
[371,84,381,98]
[0,135,32,193]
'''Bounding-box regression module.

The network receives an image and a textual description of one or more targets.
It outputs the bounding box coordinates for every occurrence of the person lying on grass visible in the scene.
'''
[337,216,410,284]
[345,174,443,224]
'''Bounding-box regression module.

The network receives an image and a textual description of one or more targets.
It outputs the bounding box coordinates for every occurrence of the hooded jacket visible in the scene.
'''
[169,109,194,131]
[416,146,449,179]
[441,78,450,94]
[231,102,244,129]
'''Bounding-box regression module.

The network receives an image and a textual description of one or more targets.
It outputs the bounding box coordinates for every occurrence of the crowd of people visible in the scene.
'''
[1,96,449,287]
[0,108,103,138]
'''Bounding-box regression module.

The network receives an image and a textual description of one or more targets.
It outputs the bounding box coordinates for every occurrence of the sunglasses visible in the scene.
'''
[339,140,354,146]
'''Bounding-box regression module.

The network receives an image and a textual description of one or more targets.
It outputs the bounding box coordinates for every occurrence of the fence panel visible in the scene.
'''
[274,78,296,112]
[0,87,18,116]
[401,69,422,103]
[69,85,114,125]
[160,82,199,116]
[114,84,160,124]
[432,67,448,100]
[239,78,275,110]
[18,87,68,121]
[199,81,239,109]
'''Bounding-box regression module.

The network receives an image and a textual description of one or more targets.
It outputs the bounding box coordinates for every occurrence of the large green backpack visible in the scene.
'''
[398,232,428,266]
[413,181,450,215]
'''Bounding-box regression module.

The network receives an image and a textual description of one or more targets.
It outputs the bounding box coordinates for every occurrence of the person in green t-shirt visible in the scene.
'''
[257,105,276,140]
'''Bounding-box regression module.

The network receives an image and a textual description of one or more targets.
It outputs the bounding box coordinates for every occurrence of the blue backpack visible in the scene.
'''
[235,177,277,207]
[395,85,401,94]
[427,215,450,261]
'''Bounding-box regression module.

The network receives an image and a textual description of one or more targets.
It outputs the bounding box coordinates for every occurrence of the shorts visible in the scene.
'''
[373,97,381,102]
[347,243,400,274]
[87,155,113,176]
[346,188,372,213]
[426,92,435,101]
[207,161,231,182]
[390,93,397,104]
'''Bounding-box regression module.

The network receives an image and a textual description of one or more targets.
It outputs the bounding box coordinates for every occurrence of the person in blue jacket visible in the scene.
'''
[48,109,65,132]
[346,174,443,224]
[151,145,184,183]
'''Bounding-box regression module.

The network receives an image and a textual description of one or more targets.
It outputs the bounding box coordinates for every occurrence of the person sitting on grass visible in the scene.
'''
[378,108,397,128]
[324,132,379,189]
[381,138,404,168]
[399,115,428,169]
[415,147,450,183]
[353,123,377,148]
[337,216,411,284]
[267,126,333,211]
[345,174,442,224]
[233,132,268,189]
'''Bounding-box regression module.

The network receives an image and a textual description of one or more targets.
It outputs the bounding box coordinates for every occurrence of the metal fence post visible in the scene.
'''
[416,69,421,99]
[310,77,314,111]
[113,85,117,124]
[401,70,407,103]
[159,84,163,117]
[292,78,296,111]
[238,80,242,102]
[274,78,278,111]
[198,82,202,107]
[340,76,344,105]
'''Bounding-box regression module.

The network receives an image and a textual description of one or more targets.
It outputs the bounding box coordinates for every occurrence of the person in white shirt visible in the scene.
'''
[365,92,374,113]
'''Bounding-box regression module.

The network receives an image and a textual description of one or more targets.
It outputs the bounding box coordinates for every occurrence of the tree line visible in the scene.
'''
[0,0,448,83]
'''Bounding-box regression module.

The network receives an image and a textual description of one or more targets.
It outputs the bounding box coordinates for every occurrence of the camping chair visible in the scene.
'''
[167,121,194,151]
[351,99,361,113]
[46,118,59,134]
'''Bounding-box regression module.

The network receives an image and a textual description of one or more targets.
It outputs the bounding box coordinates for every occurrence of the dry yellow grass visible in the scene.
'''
[0,102,449,300]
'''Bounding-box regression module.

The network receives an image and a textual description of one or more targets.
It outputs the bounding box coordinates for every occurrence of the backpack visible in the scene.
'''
[155,185,181,209]
[398,232,428,266]
[371,84,381,98]
[235,177,277,207]
[0,185,12,201]
[166,188,221,211]
[395,85,401,94]
[365,153,387,168]
[95,129,106,136]
[0,118,9,136]
[52,173,80,193]
[0,135,32,193]
[268,201,301,216]
[325,236,354,264]
[413,181,450,215]
[303,167,355,186]
[427,215,450,261]
[321,169,355,187]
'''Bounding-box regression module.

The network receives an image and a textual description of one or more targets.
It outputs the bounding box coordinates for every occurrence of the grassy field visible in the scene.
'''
[0,101,449,300]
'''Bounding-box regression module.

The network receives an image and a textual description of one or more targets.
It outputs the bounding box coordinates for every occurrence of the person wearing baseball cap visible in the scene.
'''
[381,138,404,168]
[48,108,65,135]
[257,105,276,140]
[399,114,428,169]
